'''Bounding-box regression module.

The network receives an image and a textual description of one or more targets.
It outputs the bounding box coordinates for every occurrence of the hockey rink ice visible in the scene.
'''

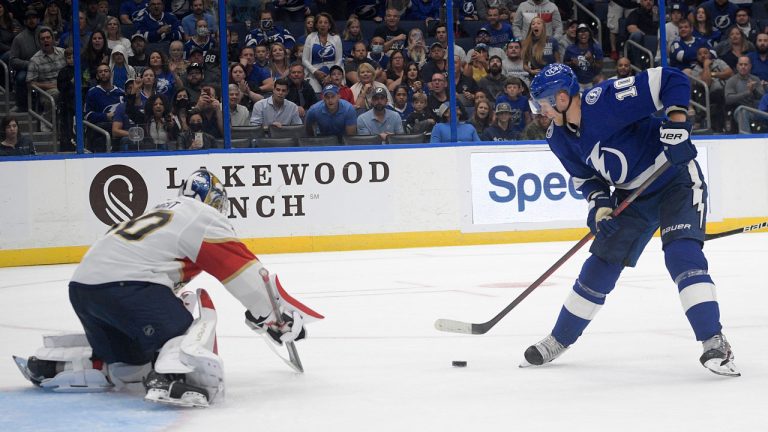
[1,234,766,432]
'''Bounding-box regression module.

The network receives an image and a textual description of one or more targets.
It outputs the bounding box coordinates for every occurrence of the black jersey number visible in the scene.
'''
[112,211,173,241]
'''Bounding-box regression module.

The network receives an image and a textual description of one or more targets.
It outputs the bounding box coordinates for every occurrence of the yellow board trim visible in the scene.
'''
[2,217,767,268]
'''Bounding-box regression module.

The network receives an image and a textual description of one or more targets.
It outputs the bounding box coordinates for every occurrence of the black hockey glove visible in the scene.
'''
[245,310,306,345]
[660,120,696,166]
[587,194,619,240]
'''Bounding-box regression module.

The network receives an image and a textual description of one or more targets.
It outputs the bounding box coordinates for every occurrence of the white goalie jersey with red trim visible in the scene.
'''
[71,197,323,321]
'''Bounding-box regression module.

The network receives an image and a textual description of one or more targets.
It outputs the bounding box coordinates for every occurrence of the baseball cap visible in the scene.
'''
[671,4,682,11]
[477,27,490,35]
[329,64,344,75]
[322,84,339,96]
[576,24,591,33]
[495,102,512,113]
[187,63,204,73]
[372,87,388,98]
[24,8,39,18]
[474,43,489,52]
[437,102,450,117]
[430,41,444,50]
[130,33,146,42]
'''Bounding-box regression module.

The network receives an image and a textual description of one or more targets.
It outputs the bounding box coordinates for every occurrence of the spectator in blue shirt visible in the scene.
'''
[747,33,768,82]
[671,19,712,71]
[134,0,183,43]
[305,84,358,138]
[357,86,404,141]
[484,6,515,48]
[120,0,148,25]
[700,0,738,33]
[481,102,520,141]
[563,24,604,88]
[182,0,216,40]
[85,63,126,125]
[430,102,481,142]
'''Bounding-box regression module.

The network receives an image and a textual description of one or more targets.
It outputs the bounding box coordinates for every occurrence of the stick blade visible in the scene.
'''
[434,319,474,334]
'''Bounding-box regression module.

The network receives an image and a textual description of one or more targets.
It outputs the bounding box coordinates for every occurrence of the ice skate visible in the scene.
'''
[520,334,569,367]
[700,333,740,377]
[143,370,210,408]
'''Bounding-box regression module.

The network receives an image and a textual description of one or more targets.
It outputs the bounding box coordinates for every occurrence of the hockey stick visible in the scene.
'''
[259,268,304,373]
[435,161,672,335]
[704,220,768,241]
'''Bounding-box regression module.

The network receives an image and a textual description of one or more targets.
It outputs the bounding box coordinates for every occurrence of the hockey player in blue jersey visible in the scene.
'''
[523,63,739,376]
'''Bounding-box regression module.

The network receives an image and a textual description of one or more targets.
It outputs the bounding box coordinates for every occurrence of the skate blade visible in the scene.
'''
[702,358,741,377]
[145,388,209,408]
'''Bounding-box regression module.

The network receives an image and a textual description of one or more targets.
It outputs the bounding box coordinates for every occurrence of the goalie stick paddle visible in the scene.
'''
[259,268,304,373]
[435,161,672,335]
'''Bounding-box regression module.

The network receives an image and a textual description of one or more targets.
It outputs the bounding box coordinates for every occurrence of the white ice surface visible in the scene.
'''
[1,235,766,431]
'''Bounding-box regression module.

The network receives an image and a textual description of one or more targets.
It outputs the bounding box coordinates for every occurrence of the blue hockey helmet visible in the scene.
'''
[529,63,580,114]
[179,169,229,215]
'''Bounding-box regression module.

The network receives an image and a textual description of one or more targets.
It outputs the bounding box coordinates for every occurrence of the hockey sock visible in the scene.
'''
[552,255,623,346]
[664,239,722,341]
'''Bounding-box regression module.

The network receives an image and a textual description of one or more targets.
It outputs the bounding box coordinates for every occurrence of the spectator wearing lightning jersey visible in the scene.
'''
[120,0,148,25]
[302,12,343,93]
[134,0,184,43]
[245,9,296,55]
[524,63,740,377]
[670,19,713,71]
[85,63,125,127]
[184,18,215,59]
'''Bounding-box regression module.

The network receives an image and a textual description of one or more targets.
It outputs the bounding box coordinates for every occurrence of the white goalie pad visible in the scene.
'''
[155,288,225,403]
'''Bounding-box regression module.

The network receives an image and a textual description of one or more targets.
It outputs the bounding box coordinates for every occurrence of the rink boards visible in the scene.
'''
[1,137,767,267]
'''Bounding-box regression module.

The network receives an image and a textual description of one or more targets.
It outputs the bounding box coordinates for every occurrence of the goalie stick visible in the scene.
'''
[435,161,672,335]
[259,268,304,373]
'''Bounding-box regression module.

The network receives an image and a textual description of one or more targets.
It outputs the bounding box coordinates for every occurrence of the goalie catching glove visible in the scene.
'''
[587,193,619,240]
[660,120,696,166]
[245,309,306,345]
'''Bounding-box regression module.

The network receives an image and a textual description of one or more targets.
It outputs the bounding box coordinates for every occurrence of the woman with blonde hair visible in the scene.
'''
[105,15,133,57]
[351,62,393,113]
[403,28,427,66]
[270,42,291,80]
[521,17,560,78]
[342,17,366,59]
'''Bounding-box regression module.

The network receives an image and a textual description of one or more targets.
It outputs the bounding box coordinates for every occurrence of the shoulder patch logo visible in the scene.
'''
[585,87,602,105]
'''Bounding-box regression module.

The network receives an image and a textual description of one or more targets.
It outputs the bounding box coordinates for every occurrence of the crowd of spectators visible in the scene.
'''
[2,0,768,155]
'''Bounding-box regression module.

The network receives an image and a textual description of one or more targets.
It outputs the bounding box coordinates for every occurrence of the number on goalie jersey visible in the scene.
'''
[45,169,324,406]
[521,64,739,377]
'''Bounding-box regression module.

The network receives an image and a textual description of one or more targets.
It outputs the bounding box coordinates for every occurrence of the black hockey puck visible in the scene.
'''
[452,360,468,367]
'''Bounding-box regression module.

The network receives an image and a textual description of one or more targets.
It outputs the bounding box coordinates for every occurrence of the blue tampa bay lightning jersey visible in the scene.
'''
[546,67,691,201]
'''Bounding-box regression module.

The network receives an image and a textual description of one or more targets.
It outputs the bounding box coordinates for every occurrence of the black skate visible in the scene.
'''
[700,333,740,377]
[143,370,210,407]
[520,334,569,367]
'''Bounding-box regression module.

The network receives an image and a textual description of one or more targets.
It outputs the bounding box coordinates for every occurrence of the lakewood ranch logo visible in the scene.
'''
[89,165,148,225]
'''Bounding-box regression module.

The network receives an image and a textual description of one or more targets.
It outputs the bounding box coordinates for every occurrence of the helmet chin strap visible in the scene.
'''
[554,94,578,133]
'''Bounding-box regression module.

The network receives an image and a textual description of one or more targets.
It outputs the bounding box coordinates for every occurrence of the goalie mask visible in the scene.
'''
[179,169,229,215]
[529,63,580,115]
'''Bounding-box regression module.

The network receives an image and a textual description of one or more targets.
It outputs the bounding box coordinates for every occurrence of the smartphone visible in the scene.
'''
[195,132,203,144]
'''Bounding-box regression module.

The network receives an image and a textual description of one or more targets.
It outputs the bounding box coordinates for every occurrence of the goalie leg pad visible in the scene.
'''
[154,288,224,404]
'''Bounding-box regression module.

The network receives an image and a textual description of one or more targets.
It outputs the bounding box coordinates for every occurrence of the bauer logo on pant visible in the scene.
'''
[89,165,149,226]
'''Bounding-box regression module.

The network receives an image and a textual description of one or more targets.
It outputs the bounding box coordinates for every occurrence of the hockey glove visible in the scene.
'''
[245,309,306,345]
[587,194,619,240]
[660,120,696,166]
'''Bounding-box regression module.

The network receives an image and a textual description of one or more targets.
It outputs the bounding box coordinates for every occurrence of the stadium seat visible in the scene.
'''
[269,124,307,139]
[232,126,265,140]
[360,20,380,40]
[231,138,251,148]
[386,133,426,144]
[342,134,383,145]
[299,136,340,146]
[461,21,485,38]
[254,137,298,148]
